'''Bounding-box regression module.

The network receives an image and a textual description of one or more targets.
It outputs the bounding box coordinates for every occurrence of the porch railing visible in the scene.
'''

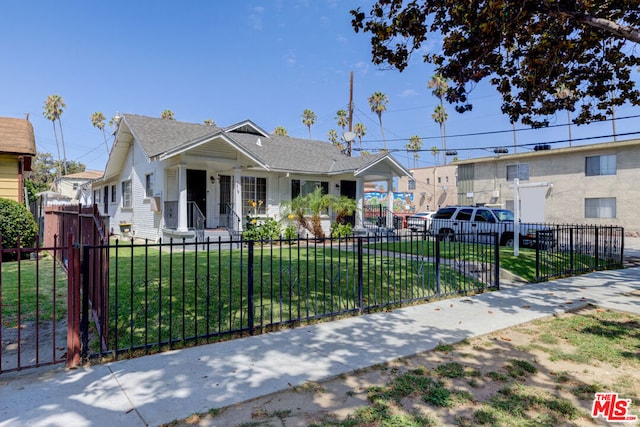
[220,202,242,236]
[163,201,178,229]
[187,202,205,241]
[363,205,403,233]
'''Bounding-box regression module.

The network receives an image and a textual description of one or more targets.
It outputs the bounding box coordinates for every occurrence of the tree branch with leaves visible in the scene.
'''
[351,1,640,128]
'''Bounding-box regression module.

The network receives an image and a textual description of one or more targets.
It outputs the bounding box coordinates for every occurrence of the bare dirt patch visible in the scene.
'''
[165,307,640,427]
[1,320,68,371]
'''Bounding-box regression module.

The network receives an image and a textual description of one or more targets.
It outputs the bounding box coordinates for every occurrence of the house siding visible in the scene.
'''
[0,156,19,201]
[455,139,640,233]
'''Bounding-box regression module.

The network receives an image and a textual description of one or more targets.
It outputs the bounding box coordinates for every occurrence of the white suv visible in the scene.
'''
[430,206,554,248]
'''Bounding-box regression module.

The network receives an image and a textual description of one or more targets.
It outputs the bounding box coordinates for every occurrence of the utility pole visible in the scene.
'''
[348,70,353,133]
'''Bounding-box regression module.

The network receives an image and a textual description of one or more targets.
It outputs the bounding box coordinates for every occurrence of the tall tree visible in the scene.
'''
[161,109,175,120]
[328,129,343,149]
[42,95,68,175]
[432,104,449,165]
[335,109,350,154]
[273,126,288,136]
[90,112,110,154]
[428,74,449,165]
[430,146,439,166]
[368,91,389,150]
[353,122,367,152]
[302,109,317,139]
[203,118,216,126]
[405,135,423,168]
[351,1,640,127]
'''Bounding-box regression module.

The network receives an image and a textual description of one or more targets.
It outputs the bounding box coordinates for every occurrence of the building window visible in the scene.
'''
[585,197,616,218]
[426,178,430,185]
[94,189,100,203]
[408,179,416,190]
[506,164,529,181]
[291,179,329,199]
[145,173,154,197]
[122,180,132,208]
[242,176,266,216]
[72,182,78,190]
[111,185,116,203]
[585,155,616,176]
[445,176,449,183]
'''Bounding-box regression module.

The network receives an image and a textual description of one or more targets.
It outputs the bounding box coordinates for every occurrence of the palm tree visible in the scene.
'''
[161,109,175,120]
[43,95,68,175]
[302,109,317,139]
[90,112,110,154]
[273,126,288,136]
[328,129,343,149]
[368,91,389,150]
[428,74,449,165]
[432,104,448,164]
[431,146,440,166]
[353,122,366,153]
[405,135,423,169]
[335,109,349,154]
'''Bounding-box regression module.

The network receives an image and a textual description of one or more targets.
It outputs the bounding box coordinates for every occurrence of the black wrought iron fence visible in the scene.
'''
[86,232,499,361]
[535,225,624,282]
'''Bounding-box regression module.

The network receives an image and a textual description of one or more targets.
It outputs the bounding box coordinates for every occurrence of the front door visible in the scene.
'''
[187,169,207,228]
[340,180,357,226]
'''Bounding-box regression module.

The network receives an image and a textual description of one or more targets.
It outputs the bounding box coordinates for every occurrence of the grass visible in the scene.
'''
[105,241,493,352]
[302,310,640,426]
[1,252,68,326]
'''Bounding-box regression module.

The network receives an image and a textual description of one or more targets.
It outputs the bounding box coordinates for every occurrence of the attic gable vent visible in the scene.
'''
[256,138,262,146]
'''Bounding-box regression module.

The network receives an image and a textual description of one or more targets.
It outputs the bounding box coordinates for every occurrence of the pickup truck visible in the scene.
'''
[430,206,554,248]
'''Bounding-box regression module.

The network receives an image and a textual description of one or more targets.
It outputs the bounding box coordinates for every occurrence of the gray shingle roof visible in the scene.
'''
[228,132,387,174]
[121,114,393,175]
[123,114,220,158]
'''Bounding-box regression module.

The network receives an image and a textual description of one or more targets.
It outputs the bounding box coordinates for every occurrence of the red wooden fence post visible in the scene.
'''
[66,233,81,368]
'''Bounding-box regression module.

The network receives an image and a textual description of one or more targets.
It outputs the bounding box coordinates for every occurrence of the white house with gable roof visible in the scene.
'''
[92,114,411,242]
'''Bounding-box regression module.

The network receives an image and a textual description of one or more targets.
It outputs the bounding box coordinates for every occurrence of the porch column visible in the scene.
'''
[355,177,364,229]
[386,178,393,228]
[177,165,188,232]
[233,167,243,232]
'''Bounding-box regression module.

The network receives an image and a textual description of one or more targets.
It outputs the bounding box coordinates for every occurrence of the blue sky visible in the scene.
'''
[1,1,638,172]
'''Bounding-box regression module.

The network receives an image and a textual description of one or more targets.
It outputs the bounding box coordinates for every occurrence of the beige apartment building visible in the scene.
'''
[397,165,458,212]
[454,138,640,234]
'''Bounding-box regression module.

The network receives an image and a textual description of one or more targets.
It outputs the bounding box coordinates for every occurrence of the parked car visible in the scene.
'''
[407,211,435,232]
[430,206,554,248]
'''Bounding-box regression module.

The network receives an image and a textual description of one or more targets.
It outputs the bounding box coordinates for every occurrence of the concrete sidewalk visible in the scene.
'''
[1,267,639,426]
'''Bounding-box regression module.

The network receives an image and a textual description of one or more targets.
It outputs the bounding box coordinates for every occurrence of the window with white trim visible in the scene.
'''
[242,176,266,216]
[145,173,154,197]
[291,179,329,198]
[111,185,116,203]
[585,155,616,176]
[122,180,132,208]
[408,179,416,190]
[585,197,616,218]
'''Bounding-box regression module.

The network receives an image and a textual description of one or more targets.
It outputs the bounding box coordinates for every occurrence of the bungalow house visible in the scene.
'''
[55,170,104,204]
[0,116,36,204]
[94,114,411,241]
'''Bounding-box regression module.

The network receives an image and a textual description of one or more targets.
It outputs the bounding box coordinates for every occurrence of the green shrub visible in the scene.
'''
[243,217,281,241]
[331,222,352,238]
[0,198,38,250]
[283,224,297,240]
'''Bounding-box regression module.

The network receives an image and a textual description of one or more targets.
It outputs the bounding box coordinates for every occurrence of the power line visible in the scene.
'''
[356,114,640,144]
